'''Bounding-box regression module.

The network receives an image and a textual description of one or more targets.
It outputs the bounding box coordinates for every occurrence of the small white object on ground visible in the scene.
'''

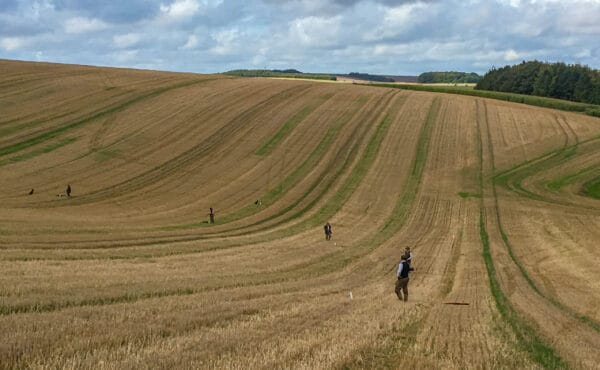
[349,292,353,300]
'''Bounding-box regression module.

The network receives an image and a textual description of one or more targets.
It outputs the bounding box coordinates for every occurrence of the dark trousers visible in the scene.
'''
[395,277,409,301]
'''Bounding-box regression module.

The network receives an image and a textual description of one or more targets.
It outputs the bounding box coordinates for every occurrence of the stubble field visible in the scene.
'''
[1,59,600,369]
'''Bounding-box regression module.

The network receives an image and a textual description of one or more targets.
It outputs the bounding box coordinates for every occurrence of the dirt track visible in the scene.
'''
[1,60,600,369]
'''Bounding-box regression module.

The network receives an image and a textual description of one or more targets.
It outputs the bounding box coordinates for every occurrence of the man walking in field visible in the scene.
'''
[66,184,71,197]
[395,255,414,302]
[209,207,215,224]
[324,222,332,241]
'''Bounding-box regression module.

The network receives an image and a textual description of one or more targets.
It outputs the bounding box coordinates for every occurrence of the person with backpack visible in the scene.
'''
[395,255,414,302]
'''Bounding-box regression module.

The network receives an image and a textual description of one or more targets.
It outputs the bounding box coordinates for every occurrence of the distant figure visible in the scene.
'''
[395,255,414,302]
[209,207,215,224]
[28,188,34,195]
[324,222,332,241]
[254,199,262,206]
[402,246,413,267]
[66,184,71,197]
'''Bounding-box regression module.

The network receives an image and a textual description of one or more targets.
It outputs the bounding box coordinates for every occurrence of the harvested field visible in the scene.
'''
[1,59,600,369]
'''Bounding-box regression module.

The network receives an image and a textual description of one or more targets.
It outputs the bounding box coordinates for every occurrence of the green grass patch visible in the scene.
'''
[582,176,600,199]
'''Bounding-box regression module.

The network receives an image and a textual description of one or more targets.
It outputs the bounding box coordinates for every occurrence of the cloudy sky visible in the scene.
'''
[1,0,599,75]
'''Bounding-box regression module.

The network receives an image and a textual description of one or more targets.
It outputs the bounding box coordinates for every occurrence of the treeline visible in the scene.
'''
[224,69,336,81]
[417,71,481,83]
[475,61,600,104]
[372,82,600,117]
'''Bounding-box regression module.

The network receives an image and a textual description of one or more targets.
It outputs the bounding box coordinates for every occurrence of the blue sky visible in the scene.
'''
[1,0,599,75]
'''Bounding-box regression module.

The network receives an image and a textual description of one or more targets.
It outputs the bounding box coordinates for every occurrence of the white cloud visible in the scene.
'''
[363,3,428,42]
[64,17,109,34]
[290,16,342,47]
[504,49,520,61]
[113,33,141,48]
[0,37,24,51]
[1,0,599,75]
[210,28,243,55]
[160,0,200,19]
[182,34,198,49]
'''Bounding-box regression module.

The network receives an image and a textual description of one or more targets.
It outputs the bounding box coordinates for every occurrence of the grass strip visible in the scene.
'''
[494,137,600,205]
[0,93,408,314]
[547,164,599,191]
[161,95,371,230]
[255,93,334,156]
[369,82,600,118]
[479,212,568,369]
[0,137,77,167]
[476,104,568,367]
[0,79,210,157]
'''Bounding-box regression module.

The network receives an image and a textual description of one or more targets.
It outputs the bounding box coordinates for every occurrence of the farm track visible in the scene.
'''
[1,60,600,368]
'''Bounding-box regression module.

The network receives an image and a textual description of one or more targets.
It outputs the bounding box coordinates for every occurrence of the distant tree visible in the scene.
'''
[476,61,600,105]
[417,71,481,84]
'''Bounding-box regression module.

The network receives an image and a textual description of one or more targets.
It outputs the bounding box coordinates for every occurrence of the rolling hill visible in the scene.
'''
[1,59,600,368]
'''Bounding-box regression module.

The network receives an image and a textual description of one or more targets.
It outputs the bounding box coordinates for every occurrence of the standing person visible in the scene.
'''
[403,246,413,267]
[209,207,215,224]
[324,222,332,241]
[395,255,414,302]
[66,184,71,197]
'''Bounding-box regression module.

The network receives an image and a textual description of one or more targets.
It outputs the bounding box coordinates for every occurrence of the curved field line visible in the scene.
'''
[36,84,314,206]
[0,79,213,158]
[4,91,391,251]
[254,93,334,156]
[0,137,78,167]
[0,93,398,257]
[475,99,567,368]
[0,79,210,161]
[161,93,374,231]
[493,129,600,207]
[0,91,438,314]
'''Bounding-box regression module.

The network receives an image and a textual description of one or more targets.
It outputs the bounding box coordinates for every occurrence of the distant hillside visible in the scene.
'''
[476,61,600,105]
[386,75,418,83]
[418,71,481,84]
[342,72,395,83]
[224,69,336,81]
[336,73,418,83]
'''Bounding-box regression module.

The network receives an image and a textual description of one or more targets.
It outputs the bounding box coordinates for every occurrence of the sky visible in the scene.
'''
[1,0,599,75]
